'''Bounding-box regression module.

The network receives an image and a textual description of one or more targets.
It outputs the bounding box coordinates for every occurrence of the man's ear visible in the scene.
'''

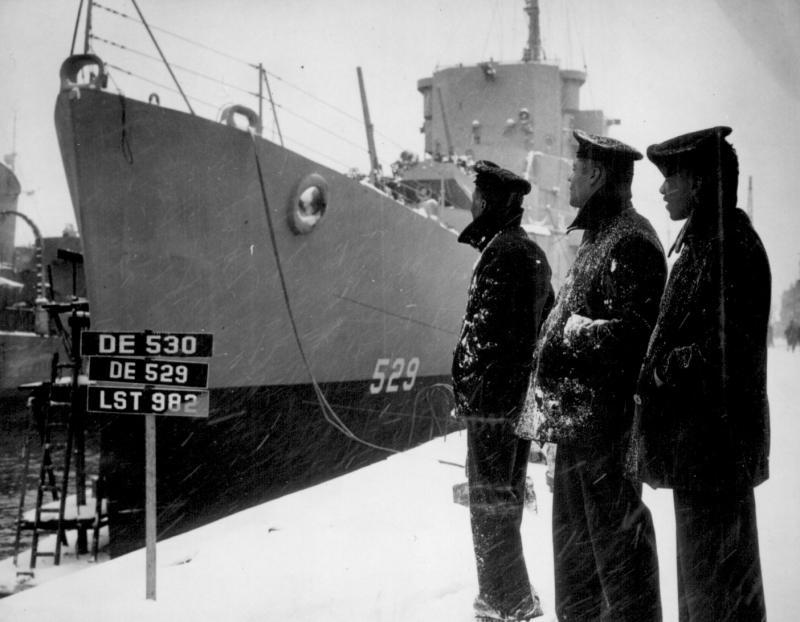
[689,173,703,194]
[590,162,607,188]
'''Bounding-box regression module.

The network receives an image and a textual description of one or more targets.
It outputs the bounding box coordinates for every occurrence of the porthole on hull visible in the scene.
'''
[289,173,328,234]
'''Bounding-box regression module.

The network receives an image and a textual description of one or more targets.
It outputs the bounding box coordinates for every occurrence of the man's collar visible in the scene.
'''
[567,188,631,233]
[458,209,523,250]
[668,206,749,256]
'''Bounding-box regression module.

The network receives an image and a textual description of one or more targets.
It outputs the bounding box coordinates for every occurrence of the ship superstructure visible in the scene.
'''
[402,0,614,287]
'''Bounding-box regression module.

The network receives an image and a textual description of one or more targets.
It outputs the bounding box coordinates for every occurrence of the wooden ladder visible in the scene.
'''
[13,301,104,575]
[14,353,72,574]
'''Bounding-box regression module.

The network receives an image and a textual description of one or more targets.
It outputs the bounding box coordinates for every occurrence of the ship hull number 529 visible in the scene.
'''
[368,357,420,394]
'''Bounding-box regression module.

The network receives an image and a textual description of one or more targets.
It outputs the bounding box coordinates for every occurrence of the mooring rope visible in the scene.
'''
[248,130,400,454]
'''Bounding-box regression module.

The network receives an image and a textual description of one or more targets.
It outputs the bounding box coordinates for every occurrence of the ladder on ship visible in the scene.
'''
[12,299,107,574]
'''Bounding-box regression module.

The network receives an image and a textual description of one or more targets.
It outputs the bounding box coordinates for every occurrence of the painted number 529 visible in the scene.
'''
[369,357,420,394]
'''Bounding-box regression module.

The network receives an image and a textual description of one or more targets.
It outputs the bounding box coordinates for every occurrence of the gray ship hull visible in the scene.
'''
[55,88,473,553]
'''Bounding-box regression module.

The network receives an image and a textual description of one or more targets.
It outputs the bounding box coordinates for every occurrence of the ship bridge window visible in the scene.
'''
[288,173,328,234]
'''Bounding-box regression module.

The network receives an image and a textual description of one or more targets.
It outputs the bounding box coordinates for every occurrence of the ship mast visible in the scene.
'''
[83,0,93,54]
[6,112,16,172]
[523,0,543,62]
[357,67,381,184]
[436,88,454,158]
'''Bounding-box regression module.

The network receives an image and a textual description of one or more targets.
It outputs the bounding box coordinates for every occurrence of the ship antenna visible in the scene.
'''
[259,66,284,146]
[523,0,543,62]
[356,67,381,185]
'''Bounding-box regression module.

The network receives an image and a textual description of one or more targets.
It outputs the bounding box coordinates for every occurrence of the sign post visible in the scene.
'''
[82,330,213,601]
[145,413,156,600]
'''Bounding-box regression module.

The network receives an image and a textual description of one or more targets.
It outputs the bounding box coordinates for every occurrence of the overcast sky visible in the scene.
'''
[1,0,799,311]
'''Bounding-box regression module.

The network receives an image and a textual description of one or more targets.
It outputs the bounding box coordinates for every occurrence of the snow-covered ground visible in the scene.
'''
[0,491,110,598]
[1,345,798,622]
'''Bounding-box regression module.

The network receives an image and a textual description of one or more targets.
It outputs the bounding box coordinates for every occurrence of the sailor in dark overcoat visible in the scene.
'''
[626,127,770,622]
[452,160,554,621]
[516,130,666,622]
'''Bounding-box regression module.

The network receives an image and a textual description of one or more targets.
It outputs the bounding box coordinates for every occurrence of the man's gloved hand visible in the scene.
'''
[563,313,593,347]
[562,313,610,348]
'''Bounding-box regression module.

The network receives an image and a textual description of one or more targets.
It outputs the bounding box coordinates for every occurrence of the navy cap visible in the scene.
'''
[473,160,531,196]
[647,126,732,174]
[573,129,643,163]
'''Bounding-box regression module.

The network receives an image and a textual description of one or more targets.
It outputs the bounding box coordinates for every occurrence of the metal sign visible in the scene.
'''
[88,357,209,388]
[81,331,213,357]
[81,330,213,601]
[83,331,213,419]
[87,386,209,418]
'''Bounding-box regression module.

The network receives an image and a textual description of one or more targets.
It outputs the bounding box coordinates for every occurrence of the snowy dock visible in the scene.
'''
[1,346,798,621]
